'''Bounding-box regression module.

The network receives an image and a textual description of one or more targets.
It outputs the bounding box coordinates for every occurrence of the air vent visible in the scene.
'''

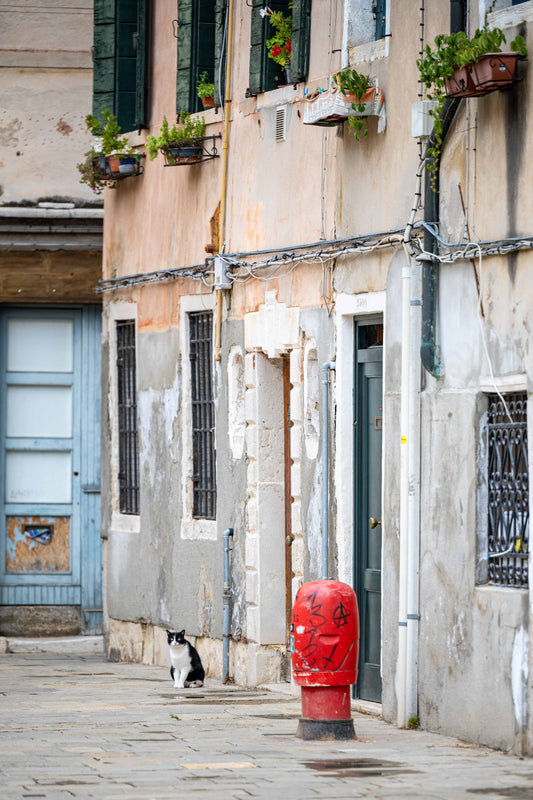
[275,105,287,142]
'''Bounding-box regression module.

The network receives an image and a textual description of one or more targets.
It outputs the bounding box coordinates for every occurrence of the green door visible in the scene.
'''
[354,322,383,702]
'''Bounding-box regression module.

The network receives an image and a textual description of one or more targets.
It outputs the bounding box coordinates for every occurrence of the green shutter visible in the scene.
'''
[214,0,226,106]
[248,0,265,95]
[249,0,290,95]
[176,0,195,114]
[291,0,311,83]
[134,0,149,128]
[197,0,216,112]
[116,0,138,131]
[93,0,117,122]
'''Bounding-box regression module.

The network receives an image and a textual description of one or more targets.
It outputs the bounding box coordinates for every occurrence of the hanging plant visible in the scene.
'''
[417,4,527,188]
[334,69,372,141]
[77,110,138,194]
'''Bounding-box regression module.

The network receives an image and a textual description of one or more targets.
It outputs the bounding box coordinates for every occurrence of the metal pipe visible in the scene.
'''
[421,0,464,376]
[321,361,336,579]
[222,528,234,683]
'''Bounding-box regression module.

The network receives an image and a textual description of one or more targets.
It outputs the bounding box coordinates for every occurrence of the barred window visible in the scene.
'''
[189,312,216,520]
[487,392,529,587]
[116,320,139,515]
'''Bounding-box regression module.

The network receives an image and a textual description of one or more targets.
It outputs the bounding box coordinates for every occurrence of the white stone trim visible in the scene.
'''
[179,294,217,541]
[227,345,246,460]
[479,374,528,394]
[107,302,140,533]
[486,1,533,29]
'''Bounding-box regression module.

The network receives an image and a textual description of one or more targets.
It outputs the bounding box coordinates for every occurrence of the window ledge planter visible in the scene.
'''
[162,134,222,166]
[445,51,525,98]
[104,153,145,178]
[303,85,385,128]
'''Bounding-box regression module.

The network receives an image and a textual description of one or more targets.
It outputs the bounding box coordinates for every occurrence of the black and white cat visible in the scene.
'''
[167,629,205,688]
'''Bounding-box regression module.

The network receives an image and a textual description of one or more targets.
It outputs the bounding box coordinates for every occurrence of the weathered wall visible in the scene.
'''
[378,2,533,754]
[100,0,533,753]
[0,0,96,205]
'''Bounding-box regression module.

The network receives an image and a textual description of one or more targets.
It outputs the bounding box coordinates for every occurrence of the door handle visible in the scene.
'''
[369,517,382,529]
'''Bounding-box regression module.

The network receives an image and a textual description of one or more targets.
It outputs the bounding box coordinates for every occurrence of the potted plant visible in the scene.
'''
[197,71,215,108]
[145,113,207,165]
[334,69,374,140]
[417,6,527,183]
[261,7,292,83]
[77,110,143,194]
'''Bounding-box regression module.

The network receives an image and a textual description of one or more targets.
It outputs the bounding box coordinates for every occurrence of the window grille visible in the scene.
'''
[116,320,139,515]
[189,312,216,519]
[487,392,528,587]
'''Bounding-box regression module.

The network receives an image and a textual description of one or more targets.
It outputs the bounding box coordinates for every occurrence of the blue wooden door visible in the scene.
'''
[0,307,102,633]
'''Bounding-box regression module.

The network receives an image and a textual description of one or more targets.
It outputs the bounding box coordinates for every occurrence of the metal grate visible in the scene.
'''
[116,320,140,515]
[189,312,216,519]
[487,392,528,587]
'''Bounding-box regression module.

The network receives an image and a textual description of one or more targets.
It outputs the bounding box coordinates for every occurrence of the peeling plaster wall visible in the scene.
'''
[0,1,96,204]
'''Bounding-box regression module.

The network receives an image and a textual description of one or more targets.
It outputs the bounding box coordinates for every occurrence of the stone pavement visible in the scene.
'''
[1,639,533,800]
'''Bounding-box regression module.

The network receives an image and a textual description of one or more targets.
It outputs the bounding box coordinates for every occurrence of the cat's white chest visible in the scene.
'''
[169,644,190,671]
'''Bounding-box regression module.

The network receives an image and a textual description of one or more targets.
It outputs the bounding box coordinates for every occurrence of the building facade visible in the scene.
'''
[96,0,533,755]
[0,1,104,636]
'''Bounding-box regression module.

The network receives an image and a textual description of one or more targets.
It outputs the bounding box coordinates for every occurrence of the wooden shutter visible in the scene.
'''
[214,0,226,106]
[197,0,216,113]
[249,0,289,95]
[93,0,117,122]
[176,0,217,115]
[134,0,149,129]
[248,0,265,95]
[291,0,311,83]
[116,0,138,131]
[176,0,195,114]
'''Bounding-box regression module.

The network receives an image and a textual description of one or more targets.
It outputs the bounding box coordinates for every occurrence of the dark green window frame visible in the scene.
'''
[249,0,311,95]
[176,0,226,115]
[93,0,150,132]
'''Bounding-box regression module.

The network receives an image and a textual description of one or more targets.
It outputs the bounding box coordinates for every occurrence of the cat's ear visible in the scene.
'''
[179,629,185,636]
[166,630,171,636]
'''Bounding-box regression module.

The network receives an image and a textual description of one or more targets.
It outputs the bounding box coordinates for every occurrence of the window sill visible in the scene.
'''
[111,512,141,533]
[348,37,388,67]
[254,82,301,110]
[488,2,533,30]
[181,518,217,541]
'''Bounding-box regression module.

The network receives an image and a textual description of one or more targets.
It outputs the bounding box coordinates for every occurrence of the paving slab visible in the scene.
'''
[1,648,533,799]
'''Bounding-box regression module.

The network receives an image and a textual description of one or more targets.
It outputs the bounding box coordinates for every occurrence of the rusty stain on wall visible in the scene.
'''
[6,516,70,573]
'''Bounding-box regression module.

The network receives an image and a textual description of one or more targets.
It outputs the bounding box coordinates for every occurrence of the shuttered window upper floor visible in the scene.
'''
[92,0,150,132]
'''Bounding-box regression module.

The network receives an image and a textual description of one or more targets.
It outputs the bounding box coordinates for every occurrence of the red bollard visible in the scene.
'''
[291,579,359,740]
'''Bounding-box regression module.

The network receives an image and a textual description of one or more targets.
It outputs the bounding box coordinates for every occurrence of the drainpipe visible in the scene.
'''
[321,361,336,579]
[222,527,234,683]
[215,0,235,362]
[421,1,464,376]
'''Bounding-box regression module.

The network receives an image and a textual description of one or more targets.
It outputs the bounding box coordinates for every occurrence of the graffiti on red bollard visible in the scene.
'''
[291,580,359,740]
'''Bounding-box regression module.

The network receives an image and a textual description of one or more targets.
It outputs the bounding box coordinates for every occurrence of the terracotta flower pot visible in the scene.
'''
[444,65,479,98]
[445,52,522,98]
[469,52,521,94]
[201,96,215,109]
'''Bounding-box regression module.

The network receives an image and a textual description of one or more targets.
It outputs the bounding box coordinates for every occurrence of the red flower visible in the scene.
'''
[286,40,291,53]
[271,45,281,57]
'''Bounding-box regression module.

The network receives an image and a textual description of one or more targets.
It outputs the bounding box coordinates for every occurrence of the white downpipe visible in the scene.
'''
[399,155,425,727]
[397,257,410,729]
[406,257,422,721]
